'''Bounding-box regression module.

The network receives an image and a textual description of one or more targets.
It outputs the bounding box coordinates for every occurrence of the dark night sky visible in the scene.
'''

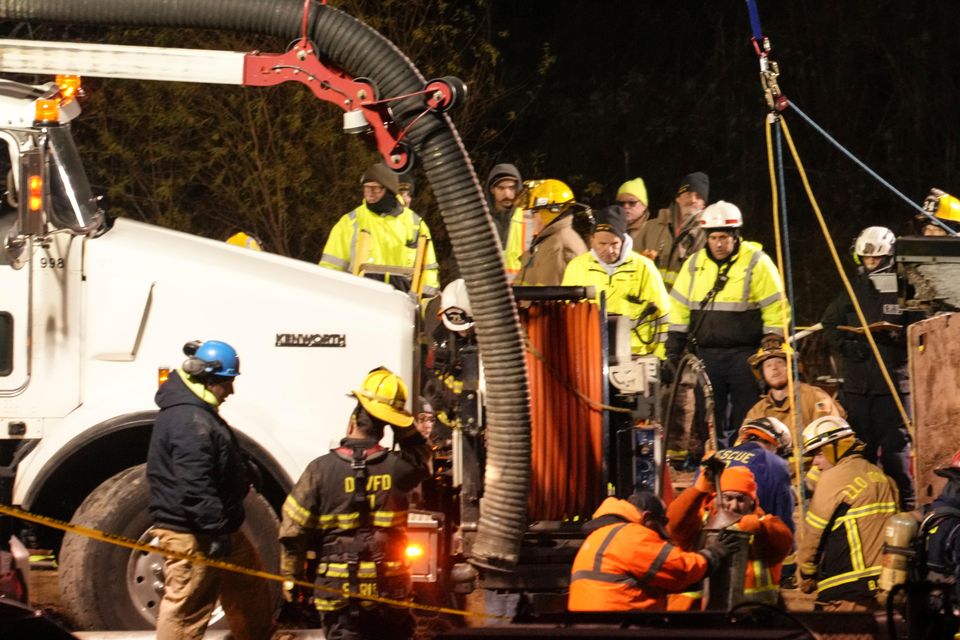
[480,1,960,322]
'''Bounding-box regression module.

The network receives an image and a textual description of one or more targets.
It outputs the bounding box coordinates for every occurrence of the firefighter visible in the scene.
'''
[615,177,651,246]
[915,187,960,236]
[516,179,589,286]
[485,163,533,282]
[635,172,709,291]
[712,417,795,534]
[665,201,790,447]
[561,204,671,357]
[820,226,920,509]
[422,279,478,435]
[667,465,794,610]
[278,367,430,640]
[744,334,845,438]
[797,416,899,611]
[320,163,439,295]
[147,340,275,640]
[568,491,738,611]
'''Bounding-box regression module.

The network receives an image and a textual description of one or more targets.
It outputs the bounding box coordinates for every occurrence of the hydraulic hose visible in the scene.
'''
[0,0,530,569]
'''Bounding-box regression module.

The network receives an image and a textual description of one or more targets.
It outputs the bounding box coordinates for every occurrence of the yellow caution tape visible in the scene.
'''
[0,503,506,621]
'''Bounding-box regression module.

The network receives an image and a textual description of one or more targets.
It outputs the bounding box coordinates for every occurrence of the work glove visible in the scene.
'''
[206,533,232,559]
[698,532,739,574]
[839,340,871,362]
[699,455,725,489]
[923,187,946,213]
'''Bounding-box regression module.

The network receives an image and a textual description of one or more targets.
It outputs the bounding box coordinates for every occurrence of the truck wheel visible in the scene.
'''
[59,463,280,630]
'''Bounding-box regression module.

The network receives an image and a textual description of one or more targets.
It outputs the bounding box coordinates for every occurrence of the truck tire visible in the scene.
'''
[59,463,280,631]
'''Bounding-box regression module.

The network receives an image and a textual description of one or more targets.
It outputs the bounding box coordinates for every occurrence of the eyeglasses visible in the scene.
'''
[617,200,644,208]
[416,413,436,423]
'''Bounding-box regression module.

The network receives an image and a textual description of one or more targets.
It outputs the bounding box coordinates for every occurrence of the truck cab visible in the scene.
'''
[0,76,418,629]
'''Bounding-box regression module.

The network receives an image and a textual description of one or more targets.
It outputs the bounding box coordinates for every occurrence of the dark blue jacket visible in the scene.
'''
[713,441,795,532]
[147,371,249,534]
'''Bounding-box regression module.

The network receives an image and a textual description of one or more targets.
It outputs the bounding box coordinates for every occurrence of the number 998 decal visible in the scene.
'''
[39,257,65,269]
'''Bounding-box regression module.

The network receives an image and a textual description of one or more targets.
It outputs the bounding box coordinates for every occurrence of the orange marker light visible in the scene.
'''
[34,99,59,123]
[158,367,171,387]
[28,175,43,212]
[405,543,424,560]
[55,74,82,103]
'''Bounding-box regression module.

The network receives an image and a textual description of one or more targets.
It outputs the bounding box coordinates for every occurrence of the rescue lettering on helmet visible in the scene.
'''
[344,474,393,493]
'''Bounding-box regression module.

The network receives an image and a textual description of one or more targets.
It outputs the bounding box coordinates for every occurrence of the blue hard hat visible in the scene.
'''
[193,340,240,377]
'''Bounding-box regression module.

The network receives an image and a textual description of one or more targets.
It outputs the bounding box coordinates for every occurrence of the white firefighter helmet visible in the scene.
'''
[698,200,743,231]
[739,417,792,453]
[440,278,474,332]
[854,226,895,257]
[801,416,855,455]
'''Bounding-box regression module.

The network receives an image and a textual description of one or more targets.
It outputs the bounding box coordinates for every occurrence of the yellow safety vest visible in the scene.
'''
[320,201,439,294]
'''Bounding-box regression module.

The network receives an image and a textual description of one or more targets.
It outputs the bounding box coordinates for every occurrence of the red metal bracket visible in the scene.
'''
[243,41,411,171]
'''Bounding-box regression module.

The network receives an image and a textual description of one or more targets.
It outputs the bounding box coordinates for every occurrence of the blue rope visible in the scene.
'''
[788,102,960,237]
[744,0,764,42]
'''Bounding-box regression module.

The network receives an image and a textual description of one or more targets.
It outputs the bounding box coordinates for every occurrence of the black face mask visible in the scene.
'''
[368,192,402,215]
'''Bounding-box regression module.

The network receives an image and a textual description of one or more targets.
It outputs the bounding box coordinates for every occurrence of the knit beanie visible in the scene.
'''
[361,163,400,195]
[676,172,709,202]
[719,466,758,502]
[616,177,648,205]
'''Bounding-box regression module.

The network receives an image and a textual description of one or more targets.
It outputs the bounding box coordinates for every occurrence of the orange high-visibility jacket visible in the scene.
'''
[665,484,794,610]
[568,497,710,611]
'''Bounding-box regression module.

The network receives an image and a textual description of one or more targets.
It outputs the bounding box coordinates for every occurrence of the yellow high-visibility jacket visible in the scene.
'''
[668,240,789,347]
[504,207,535,283]
[562,250,670,358]
[319,201,439,294]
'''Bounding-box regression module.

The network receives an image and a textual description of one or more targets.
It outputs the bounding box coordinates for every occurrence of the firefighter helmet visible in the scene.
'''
[698,201,743,231]
[747,334,794,369]
[225,231,263,251]
[934,449,960,478]
[526,179,576,226]
[801,416,855,455]
[919,188,960,232]
[350,366,413,427]
[853,226,895,257]
[182,339,241,378]
[739,417,792,453]
[440,278,474,332]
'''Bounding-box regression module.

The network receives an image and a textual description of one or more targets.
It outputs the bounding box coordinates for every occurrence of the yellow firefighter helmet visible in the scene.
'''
[350,367,413,427]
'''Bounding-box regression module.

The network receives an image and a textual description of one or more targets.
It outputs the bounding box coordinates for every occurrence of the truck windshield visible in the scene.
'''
[46,126,102,233]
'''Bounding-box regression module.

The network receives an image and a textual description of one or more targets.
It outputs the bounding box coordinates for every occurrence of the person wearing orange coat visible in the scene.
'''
[666,465,793,609]
[568,491,736,611]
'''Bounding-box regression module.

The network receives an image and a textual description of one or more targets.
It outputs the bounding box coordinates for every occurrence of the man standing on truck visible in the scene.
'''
[279,367,430,640]
[147,339,275,640]
[320,163,439,295]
